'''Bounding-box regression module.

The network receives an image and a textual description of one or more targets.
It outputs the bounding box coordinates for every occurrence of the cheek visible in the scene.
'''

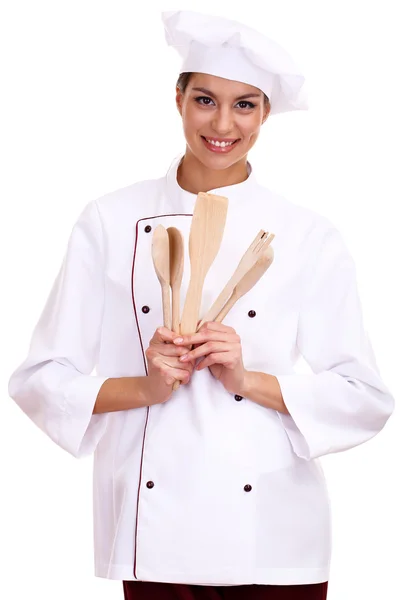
[182,106,209,136]
[238,116,262,141]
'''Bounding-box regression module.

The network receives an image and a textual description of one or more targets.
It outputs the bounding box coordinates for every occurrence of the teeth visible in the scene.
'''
[206,138,235,147]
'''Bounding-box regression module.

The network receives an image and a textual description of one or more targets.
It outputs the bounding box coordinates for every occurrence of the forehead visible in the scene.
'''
[188,73,261,97]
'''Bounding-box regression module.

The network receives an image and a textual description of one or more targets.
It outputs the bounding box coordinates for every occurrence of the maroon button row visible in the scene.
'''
[146,481,252,492]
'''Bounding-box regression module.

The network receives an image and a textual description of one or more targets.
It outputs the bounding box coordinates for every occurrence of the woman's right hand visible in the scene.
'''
[143,327,194,405]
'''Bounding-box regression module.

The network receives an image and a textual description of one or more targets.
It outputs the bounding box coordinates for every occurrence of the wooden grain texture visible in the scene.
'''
[151,224,171,330]
[167,227,184,334]
[180,192,229,335]
[215,246,274,323]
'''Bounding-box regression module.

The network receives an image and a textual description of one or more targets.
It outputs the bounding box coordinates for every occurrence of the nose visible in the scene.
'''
[211,106,234,136]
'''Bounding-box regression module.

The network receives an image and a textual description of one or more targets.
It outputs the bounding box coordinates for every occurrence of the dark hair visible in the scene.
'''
[176,72,270,105]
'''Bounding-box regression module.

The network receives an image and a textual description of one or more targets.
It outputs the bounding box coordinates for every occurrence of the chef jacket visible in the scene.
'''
[8,155,394,586]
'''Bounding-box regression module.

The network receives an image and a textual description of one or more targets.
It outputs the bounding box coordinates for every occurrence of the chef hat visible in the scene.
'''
[162,10,308,116]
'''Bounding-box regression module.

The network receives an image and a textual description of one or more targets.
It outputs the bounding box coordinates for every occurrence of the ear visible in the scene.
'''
[262,101,271,124]
[176,87,184,116]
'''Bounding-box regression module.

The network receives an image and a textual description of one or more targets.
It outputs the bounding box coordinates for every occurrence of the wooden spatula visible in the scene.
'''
[167,227,184,333]
[197,230,275,329]
[173,192,228,392]
[180,192,229,335]
[151,225,171,330]
[214,246,274,324]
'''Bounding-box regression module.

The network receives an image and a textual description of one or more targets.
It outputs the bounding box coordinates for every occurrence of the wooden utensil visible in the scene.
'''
[173,192,228,392]
[180,192,229,335]
[167,227,184,333]
[197,230,275,329]
[151,225,171,330]
[214,246,274,324]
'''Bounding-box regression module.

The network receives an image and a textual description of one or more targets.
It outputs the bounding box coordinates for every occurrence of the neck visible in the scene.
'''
[177,149,249,195]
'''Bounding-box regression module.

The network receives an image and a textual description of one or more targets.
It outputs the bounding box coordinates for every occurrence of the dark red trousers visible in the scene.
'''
[123,581,329,600]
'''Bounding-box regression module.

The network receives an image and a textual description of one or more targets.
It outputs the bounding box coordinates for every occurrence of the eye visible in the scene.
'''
[236,101,256,109]
[194,96,215,106]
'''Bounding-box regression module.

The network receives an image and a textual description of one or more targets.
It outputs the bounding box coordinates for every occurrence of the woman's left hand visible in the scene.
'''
[173,321,247,395]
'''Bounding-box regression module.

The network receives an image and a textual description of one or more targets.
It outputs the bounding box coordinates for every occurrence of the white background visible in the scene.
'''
[1,1,399,599]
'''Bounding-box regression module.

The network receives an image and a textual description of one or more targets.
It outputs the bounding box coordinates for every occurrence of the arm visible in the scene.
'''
[8,200,193,456]
[240,371,289,415]
[8,201,110,458]
[175,223,394,460]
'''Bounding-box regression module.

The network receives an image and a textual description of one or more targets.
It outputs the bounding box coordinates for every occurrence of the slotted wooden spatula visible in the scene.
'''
[180,192,229,335]
[214,246,274,323]
[197,230,275,329]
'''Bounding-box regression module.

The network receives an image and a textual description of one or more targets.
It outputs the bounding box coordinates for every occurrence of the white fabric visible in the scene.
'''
[8,155,394,584]
[162,10,308,115]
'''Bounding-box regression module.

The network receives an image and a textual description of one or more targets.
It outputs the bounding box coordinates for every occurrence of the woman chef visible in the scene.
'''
[8,9,394,600]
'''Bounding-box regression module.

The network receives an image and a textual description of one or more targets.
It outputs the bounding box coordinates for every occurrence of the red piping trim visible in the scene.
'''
[131,213,192,579]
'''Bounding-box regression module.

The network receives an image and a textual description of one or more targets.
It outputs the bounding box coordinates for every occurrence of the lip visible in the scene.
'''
[201,136,240,154]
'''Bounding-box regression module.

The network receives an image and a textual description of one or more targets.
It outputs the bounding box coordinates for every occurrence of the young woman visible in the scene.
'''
[8,10,394,600]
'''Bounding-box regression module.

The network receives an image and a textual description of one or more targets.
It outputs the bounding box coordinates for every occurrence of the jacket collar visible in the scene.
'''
[165,154,257,208]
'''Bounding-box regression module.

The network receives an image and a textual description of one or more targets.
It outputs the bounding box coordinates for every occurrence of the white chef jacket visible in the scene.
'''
[8,155,394,586]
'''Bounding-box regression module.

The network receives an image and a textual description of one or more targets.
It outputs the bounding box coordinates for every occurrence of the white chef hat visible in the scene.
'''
[162,10,308,116]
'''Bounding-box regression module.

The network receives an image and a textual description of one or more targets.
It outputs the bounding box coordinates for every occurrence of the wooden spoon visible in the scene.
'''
[167,227,184,333]
[214,246,274,324]
[151,225,171,330]
[180,192,229,335]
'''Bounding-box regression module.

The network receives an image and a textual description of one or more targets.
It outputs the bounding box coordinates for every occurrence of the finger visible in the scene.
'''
[162,366,193,386]
[198,321,237,334]
[150,327,182,345]
[174,330,237,347]
[161,355,195,372]
[196,352,234,371]
[179,341,232,363]
[156,344,191,358]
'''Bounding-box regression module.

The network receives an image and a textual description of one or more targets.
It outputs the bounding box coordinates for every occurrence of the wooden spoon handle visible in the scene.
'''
[197,277,238,330]
[214,291,238,324]
[171,284,180,334]
[162,283,171,330]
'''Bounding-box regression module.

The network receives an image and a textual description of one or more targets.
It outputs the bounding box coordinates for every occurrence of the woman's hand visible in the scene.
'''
[173,322,246,395]
[144,327,194,404]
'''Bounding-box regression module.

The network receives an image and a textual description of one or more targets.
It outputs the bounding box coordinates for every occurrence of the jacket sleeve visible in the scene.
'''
[276,222,395,461]
[8,200,110,458]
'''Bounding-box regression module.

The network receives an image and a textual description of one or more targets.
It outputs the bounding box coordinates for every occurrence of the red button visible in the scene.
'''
[146,481,154,489]
[244,484,252,492]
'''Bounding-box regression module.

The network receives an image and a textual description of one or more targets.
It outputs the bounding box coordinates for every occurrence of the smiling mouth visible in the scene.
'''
[201,136,240,148]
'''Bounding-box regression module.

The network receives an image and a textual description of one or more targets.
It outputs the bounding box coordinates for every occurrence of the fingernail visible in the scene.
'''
[180,354,188,362]
[174,337,184,344]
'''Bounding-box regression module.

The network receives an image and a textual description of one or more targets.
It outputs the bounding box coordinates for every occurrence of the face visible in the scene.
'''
[176,73,270,171]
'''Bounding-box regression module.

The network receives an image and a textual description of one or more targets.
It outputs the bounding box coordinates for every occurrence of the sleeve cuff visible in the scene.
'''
[60,375,110,458]
[275,373,322,461]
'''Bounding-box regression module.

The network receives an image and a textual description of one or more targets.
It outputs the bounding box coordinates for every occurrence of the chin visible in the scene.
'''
[192,143,248,171]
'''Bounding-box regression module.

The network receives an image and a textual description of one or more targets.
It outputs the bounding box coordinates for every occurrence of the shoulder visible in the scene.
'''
[72,174,165,233]
[94,175,164,217]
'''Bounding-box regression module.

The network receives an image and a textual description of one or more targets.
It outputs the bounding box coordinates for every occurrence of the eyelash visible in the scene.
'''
[194,96,256,110]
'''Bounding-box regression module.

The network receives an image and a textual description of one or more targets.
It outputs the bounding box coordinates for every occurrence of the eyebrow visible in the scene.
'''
[191,87,261,101]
